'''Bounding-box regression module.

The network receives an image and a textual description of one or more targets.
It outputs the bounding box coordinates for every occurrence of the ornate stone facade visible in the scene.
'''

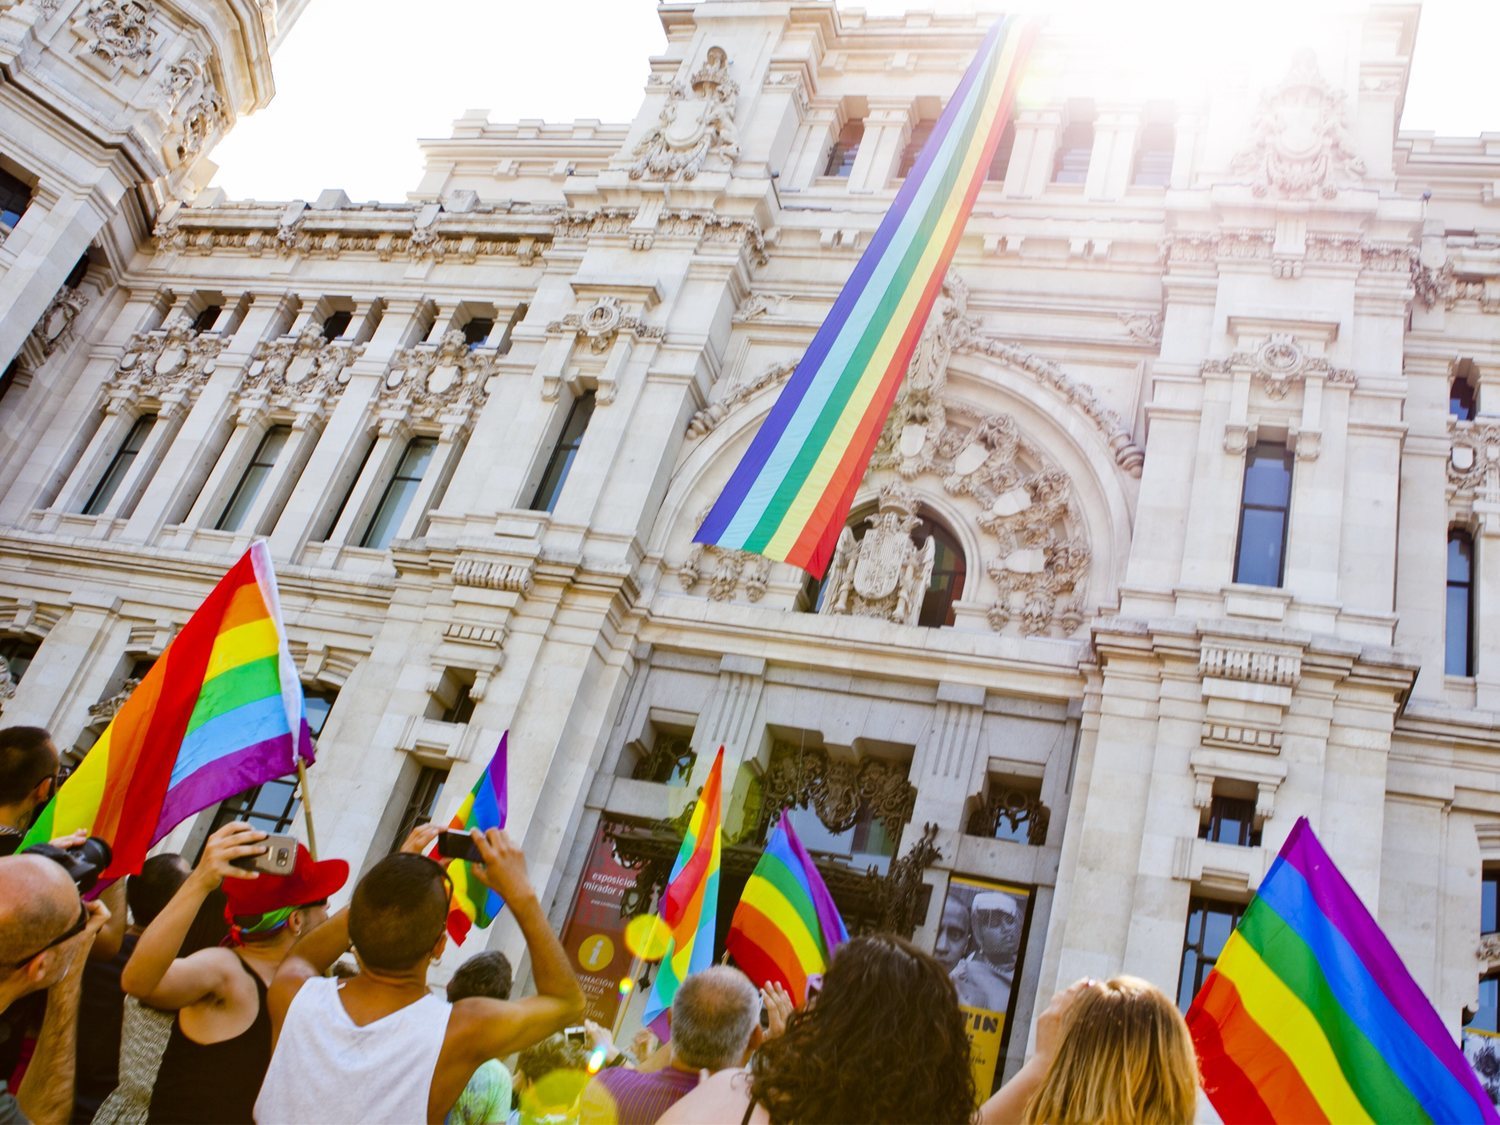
[630,46,741,181]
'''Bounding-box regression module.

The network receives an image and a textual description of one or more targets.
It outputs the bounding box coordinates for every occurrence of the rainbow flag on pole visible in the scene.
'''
[642,746,724,1038]
[695,16,1036,577]
[22,542,314,884]
[726,811,848,1005]
[437,733,509,945]
[1187,817,1498,1123]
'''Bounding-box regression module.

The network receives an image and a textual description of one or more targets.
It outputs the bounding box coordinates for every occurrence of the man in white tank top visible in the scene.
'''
[253,826,584,1125]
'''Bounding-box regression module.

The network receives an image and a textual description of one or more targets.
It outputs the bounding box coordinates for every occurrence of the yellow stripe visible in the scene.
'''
[1216,934,1373,1124]
[203,618,279,681]
[51,724,113,835]
[741,878,828,971]
[764,29,1024,557]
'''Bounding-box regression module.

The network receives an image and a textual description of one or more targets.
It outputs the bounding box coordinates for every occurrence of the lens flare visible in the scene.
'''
[618,976,635,996]
[624,914,672,961]
[587,1046,608,1074]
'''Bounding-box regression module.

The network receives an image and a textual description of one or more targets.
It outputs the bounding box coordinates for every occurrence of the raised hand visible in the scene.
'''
[400,822,443,856]
[470,827,535,905]
[192,821,267,884]
[761,981,794,1039]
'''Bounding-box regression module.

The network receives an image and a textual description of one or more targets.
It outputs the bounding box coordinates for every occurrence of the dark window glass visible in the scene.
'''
[1178,897,1244,1011]
[1052,119,1094,184]
[191,305,223,334]
[1483,870,1499,936]
[0,357,19,404]
[319,436,376,541]
[528,391,596,512]
[986,121,1017,182]
[0,167,30,229]
[1131,123,1175,187]
[633,729,696,787]
[304,687,337,740]
[915,517,966,628]
[1233,444,1294,587]
[1448,530,1476,676]
[64,254,90,290]
[210,774,301,836]
[360,436,437,549]
[1452,377,1478,422]
[1200,795,1261,847]
[321,310,352,341]
[83,414,157,516]
[497,304,527,356]
[391,765,449,850]
[824,121,864,178]
[0,637,40,685]
[787,802,897,875]
[897,119,937,179]
[1470,975,1500,1033]
[216,425,291,532]
[440,680,476,725]
[461,318,494,349]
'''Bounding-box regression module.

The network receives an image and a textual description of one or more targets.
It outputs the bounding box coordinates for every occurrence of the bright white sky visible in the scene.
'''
[210,0,1496,203]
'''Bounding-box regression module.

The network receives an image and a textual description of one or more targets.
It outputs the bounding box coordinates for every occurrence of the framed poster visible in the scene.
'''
[559,822,638,1026]
[933,875,1033,1102]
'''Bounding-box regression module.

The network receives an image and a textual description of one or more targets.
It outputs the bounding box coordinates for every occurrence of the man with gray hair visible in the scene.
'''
[580,965,762,1124]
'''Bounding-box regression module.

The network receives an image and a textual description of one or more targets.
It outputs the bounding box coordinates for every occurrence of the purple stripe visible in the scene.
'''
[150,734,299,846]
[1281,817,1497,1119]
[695,19,1006,542]
[778,813,849,951]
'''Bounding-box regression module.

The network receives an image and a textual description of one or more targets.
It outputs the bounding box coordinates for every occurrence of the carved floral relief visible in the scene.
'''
[630,46,740,182]
[104,314,222,402]
[379,329,499,428]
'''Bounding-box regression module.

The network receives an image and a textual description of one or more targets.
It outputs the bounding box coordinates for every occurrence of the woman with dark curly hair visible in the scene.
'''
[660,933,977,1125]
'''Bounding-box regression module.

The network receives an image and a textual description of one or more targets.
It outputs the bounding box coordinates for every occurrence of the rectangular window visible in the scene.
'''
[897,118,937,179]
[1232,443,1294,587]
[462,317,495,349]
[528,391,596,512]
[1052,117,1095,184]
[1484,870,1499,936]
[1448,530,1476,677]
[304,687,338,741]
[1199,794,1261,847]
[0,167,31,229]
[191,305,223,334]
[359,436,437,549]
[215,425,291,532]
[1131,123,1175,187]
[824,121,864,178]
[391,765,450,849]
[319,436,376,542]
[1177,897,1244,1011]
[632,728,696,787]
[321,310,352,341]
[210,773,301,836]
[83,414,157,516]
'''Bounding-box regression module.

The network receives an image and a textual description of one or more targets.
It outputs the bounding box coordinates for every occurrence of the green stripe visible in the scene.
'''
[1240,899,1428,1122]
[743,41,1004,552]
[185,655,282,735]
[747,852,822,940]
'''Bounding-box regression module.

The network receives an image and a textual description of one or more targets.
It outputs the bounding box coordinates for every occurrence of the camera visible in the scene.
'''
[436,829,483,863]
[26,836,113,894]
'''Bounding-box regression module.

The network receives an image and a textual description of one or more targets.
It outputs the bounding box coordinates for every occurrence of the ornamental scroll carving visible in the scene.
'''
[380,330,499,428]
[686,359,796,439]
[821,484,934,627]
[758,742,917,845]
[1200,333,1355,400]
[630,46,740,182]
[242,326,363,411]
[1231,50,1365,199]
[104,315,222,401]
[1448,417,1500,503]
[19,287,88,375]
[76,0,155,68]
[679,517,771,604]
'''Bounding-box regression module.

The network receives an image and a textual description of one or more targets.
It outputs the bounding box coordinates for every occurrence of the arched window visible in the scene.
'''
[914,516,966,627]
[1448,528,1476,676]
[1452,373,1478,422]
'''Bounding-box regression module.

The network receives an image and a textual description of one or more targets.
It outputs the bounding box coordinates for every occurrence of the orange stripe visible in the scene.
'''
[219,579,270,632]
[727,901,810,1000]
[1196,971,1328,1123]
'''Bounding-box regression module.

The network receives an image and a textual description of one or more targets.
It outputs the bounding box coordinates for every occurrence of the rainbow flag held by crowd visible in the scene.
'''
[437,733,509,945]
[642,746,725,1038]
[22,542,314,884]
[695,16,1037,578]
[726,811,848,1004]
[1187,817,1498,1124]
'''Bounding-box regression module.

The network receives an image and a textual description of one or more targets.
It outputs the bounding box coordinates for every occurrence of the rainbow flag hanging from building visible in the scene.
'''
[642,746,725,1038]
[1187,817,1498,1124]
[22,542,314,884]
[726,811,848,1005]
[695,16,1036,578]
[437,733,509,945]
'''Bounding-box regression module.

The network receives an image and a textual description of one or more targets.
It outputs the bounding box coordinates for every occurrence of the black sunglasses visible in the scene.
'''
[7,901,87,968]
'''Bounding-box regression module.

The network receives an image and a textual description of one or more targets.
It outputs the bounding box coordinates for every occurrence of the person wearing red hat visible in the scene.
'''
[120,822,348,1124]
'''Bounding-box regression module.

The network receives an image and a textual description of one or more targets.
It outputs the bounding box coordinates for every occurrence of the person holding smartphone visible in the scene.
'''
[120,822,348,1124]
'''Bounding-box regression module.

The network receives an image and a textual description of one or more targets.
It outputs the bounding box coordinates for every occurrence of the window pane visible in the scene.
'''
[1242,447,1293,506]
[462,318,494,347]
[529,393,596,512]
[1485,874,1499,936]
[1471,976,1500,1034]
[304,690,337,739]
[216,426,290,532]
[191,306,223,334]
[322,311,352,340]
[0,167,30,228]
[786,803,895,875]
[1233,509,1287,586]
[1452,378,1477,422]
[1177,899,1243,1011]
[986,122,1016,182]
[84,415,157,515]
[1450,533,1474,583]
[360,437,436,549]
[1447,586,1474,676]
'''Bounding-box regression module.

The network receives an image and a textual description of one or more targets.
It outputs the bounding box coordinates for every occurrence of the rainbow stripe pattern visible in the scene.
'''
[1187,817,1498,1124]
[642,746,724,1038]
[695,16,1036,577]
[439,732,509,945]
[23,542,313,884]
[726,811,848,1005]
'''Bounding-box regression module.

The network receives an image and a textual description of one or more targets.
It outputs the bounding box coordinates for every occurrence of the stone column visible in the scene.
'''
[847,98,910,194]
[908,682,986,835]
[1002,108,1059,199]
[179,401,269,529]
[691,654,767,788]
[787,107,839,187]
[1282,376,1348,603]
[1395,356,1454,699]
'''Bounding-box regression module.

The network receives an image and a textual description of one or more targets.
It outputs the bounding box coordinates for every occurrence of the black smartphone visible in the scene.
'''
[436,829,483,863]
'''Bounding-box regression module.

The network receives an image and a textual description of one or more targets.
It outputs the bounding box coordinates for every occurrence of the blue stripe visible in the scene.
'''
[1258,860,1480,1119]
[167,695,291,786]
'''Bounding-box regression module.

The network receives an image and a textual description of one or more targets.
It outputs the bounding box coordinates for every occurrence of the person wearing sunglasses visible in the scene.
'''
[0,851,112,1124]
[0,727,61,858]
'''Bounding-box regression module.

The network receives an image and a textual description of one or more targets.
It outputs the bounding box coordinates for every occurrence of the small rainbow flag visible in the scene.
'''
[437,733,509,945]
[642,746,724,1038]
[695,16,1036,577]
[1187,817,1498,1124]
[22,542,314,884]
[726,811,848,1005]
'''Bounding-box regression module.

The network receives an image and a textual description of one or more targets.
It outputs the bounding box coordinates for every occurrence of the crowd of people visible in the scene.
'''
[1,723,1203,1125]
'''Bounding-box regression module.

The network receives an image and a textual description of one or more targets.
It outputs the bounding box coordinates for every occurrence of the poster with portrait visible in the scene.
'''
[934,875,1033,1102]
[1464,1028,1500,1108]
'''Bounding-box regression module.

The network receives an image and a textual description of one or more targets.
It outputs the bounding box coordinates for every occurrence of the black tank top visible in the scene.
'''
[147,954,272,1125]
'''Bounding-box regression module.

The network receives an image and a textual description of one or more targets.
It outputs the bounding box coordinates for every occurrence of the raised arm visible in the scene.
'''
[121,822,264,1008]
[978,979,1090,1125]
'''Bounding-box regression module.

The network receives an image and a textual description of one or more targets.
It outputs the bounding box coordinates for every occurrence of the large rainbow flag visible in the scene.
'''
[1187,817,1498,1123]
[726,811,848,1005]
[642,746,724,1038]
[695,16,1036,577]
[437,732,509,945]
[22,542,314,884]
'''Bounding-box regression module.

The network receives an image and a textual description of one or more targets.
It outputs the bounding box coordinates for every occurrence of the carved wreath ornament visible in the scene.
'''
[630,46,741,182]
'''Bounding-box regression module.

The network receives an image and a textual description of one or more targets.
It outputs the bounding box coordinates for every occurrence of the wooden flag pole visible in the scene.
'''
[296,758,319,860]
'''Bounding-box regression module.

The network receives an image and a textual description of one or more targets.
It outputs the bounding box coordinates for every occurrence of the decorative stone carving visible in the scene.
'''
[629,46,740,182]
[1413,260,1494,311]
[1448,417,1500,503]
[158,48,206,112]
[1231,50,1365,199]
[168,73,225,164]
[88,678,140,724]
[821,484,935,626]
[0,659,14,708]
[1479,933,1500,974]
[1200,643,1301,687]
[105,314,222,400]
[732,292,792,322]
[1200,333,1355,399]
[380,329,499,428]
[22,286,88,368]
[452,554,534,594]
[679,528,771,604]
[242,326,363,410]
[759,742,917,844]
[686,358,796,439]
[1118,309,1163,345]
[76,0,155,70]
[547,297,663,359]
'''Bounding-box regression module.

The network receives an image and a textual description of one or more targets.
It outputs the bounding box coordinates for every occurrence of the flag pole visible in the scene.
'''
[297,758,319,860]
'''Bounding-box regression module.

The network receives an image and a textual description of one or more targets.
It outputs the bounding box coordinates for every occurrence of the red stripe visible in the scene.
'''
[726,901,810,1002]
[1188,971,1326,1125]
[446,905,472,945]
[662,751,723,925]
[97,554,260,881]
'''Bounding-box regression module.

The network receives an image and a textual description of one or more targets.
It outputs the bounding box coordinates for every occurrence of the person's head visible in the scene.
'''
[0,726,59,822]
[1022,976,1199,1125]
[671,965,761,1071]
[749,934,975,1123]
[126,853,191,930]
[935,895,971,968]
[348,853,450,973]
[447,950,513,1003]
[514,1032,590,1096]
[0,853,86,1002]
[222,840,347,949]
[970,891,1021,961]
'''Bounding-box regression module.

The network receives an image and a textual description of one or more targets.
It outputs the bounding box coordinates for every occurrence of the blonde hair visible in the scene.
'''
[1021,976,1198,1125]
